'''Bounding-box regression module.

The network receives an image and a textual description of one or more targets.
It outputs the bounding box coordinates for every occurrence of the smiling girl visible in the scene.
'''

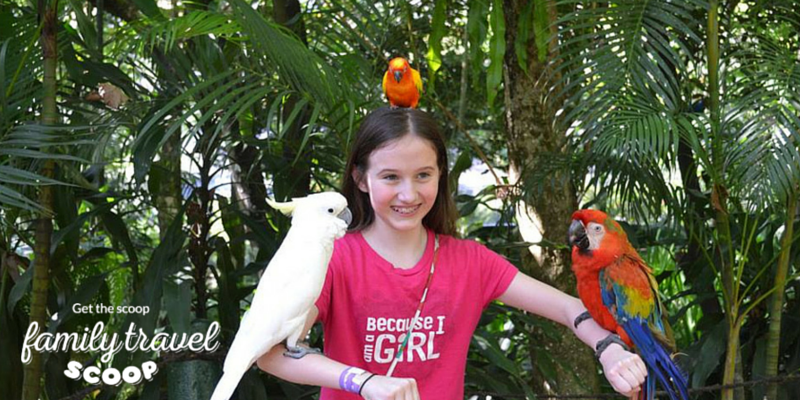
[257,107,646,400]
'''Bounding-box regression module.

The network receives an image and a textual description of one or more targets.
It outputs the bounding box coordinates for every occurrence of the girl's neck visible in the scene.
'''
[362,224,428,269]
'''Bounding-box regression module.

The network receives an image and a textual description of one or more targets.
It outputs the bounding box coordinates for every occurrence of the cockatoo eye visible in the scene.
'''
[327,208,334,214]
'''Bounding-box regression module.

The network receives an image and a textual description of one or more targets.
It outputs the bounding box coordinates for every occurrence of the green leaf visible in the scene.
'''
[143,11,242,53]
[218,196,245,269]
[132,70,237,182]
[112,203,188,370]
[487,0,506,107]
[449,150,472,192]
[0,148,88,162]
[425,0,447,91]
[0,184,43,212]
[0,165,65,186]
[130,0,164,20]
[51,202,112,255]
[515,1,534,72]
[214,238,241,340]
[7,263,34,314]
[228,0,346,115]
[533,0,550,62]
[100,210,139,280]
[467,0,489,86]
[471,331,519,376]
[47,271,113,332]
[164,278,192,334]
[691,319,727,387]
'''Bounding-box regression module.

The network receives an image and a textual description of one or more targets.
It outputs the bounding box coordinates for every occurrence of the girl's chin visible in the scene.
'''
[375,216,424,233]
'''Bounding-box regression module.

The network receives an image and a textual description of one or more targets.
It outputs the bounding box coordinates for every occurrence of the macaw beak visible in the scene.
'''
[337,207,353,226]
[393,70,402,83]
[568,220,589,250]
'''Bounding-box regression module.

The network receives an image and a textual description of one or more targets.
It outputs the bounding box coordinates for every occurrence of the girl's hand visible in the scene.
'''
[598,344,647,399]
[359,374,420,400]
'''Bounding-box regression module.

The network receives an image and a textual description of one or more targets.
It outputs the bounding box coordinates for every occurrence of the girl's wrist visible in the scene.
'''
[339,367,374,394]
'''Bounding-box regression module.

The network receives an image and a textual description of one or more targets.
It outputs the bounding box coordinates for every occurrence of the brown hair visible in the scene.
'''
[342,107,458,236]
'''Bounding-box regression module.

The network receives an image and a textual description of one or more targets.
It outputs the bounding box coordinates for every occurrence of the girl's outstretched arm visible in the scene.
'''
[256,307,419,400]
[497,272,647,399]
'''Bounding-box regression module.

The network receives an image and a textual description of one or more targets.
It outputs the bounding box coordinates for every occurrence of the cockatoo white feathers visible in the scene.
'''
[210,192,351,400]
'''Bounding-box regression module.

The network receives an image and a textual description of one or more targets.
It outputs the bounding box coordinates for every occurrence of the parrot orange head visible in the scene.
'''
[383,57,423,108]
[569,209,634,271]
[388,57,410,83]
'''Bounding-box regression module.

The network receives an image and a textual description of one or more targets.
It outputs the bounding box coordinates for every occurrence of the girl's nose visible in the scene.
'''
[397,180,417,202]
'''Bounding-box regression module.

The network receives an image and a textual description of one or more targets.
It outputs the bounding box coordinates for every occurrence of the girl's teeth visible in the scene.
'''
[393,206,419,214]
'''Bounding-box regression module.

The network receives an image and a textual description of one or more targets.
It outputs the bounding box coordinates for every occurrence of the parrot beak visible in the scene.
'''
[393,70,402,83]
[337,207,353,226]
[568,220,589,250]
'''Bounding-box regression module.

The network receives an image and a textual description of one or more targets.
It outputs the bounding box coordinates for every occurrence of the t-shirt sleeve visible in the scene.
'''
[478,243,519,308]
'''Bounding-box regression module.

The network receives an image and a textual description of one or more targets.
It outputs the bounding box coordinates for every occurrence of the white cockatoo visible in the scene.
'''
[210,192,351,400]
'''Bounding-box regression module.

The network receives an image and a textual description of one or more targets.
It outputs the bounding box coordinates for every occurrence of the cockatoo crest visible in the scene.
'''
[265,197,297,216]
[267,193,352,234]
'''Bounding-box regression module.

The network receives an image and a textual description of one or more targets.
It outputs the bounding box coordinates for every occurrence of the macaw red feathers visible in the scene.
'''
[382,57,423,108]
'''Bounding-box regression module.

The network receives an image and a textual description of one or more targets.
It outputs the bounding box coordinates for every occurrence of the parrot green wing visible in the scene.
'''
[412,68,423,93]
[382,70,390,94]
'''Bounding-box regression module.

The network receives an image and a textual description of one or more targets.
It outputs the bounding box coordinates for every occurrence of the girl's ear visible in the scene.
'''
[353,170,368,193]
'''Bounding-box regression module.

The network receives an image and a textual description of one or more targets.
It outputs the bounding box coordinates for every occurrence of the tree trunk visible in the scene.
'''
[502,0,598,395]
[765,190,797,399]
[151,134,182,237]
[21,1,58,399]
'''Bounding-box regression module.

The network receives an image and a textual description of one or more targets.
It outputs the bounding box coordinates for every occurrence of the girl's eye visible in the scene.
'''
[382,175,398,181]
[418,172,431,179]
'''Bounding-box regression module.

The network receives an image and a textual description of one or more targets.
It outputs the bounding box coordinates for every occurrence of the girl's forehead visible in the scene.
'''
[368,135,439,168]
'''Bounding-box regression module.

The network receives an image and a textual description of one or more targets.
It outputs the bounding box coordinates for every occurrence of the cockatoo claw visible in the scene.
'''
[283,343,322,359]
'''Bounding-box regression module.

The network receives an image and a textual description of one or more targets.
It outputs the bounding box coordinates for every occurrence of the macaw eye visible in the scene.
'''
[327,208,334,214]
[593,225,603,232]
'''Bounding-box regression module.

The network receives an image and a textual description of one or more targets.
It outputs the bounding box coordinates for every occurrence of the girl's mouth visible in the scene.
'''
[391,205,421,215]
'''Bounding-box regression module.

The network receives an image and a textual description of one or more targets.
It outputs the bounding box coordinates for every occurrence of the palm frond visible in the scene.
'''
[554,0,704,125]
[138,10,243,53]
[229,0,350,118]
[720,29,800,206]
[0,10,42,134]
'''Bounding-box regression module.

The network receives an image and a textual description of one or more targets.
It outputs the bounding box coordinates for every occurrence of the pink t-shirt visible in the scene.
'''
[315,229,519,399]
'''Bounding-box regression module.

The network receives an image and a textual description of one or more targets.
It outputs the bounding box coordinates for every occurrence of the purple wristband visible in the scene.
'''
[339,367,367,393]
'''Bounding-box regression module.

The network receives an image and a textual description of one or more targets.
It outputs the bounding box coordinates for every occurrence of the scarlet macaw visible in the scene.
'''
[569,209,688,400]
[382,57,422,108]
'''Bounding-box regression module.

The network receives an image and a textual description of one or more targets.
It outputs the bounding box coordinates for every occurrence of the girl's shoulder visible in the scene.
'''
[332,230,365,252]
[437,233,496,256]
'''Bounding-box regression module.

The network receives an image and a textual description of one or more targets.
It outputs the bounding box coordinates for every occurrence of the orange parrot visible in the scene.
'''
[382,57,423,108]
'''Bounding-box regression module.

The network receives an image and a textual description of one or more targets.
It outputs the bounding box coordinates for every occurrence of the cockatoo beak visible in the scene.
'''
[338,207,352,226]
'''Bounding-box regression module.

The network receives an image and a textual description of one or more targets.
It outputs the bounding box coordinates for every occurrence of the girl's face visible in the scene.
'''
[356,134,440,235]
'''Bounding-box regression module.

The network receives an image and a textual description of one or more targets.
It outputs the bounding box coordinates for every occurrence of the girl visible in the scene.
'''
[258,107,646,400]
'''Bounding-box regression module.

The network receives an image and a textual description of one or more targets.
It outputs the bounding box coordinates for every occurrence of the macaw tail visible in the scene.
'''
[625,320,689,400]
